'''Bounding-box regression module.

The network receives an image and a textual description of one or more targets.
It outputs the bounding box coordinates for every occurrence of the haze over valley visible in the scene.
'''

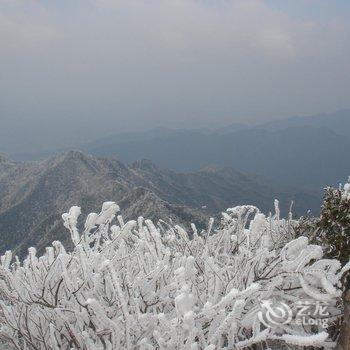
[1,110,348,256]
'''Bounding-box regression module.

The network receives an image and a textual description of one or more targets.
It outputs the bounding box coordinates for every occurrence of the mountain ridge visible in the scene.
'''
[0,151,320,256]
[4,111,349,192]
[83,125,349,189]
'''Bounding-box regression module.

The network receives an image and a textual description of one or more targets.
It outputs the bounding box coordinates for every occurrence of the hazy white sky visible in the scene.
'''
[0,0,349,152]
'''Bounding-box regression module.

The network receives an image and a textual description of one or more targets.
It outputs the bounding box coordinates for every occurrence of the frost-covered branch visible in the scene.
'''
[0,202,348,349]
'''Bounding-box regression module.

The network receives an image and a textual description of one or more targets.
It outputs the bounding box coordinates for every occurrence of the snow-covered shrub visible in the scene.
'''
[296,179,350,350]
[0,202,348,349]
[297,178,350,268]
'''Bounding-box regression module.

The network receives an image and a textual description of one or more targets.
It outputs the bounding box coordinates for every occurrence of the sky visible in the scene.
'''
[0,0,349,153]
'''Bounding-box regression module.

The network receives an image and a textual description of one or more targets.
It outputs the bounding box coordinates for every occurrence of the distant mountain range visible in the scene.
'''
[261,109,350,137]
[7,110,350,192]
[0,151,320,256]
[81,110,350,190]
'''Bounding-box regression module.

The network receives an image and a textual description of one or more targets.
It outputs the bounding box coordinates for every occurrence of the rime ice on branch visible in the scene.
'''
[0,202,349,349]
